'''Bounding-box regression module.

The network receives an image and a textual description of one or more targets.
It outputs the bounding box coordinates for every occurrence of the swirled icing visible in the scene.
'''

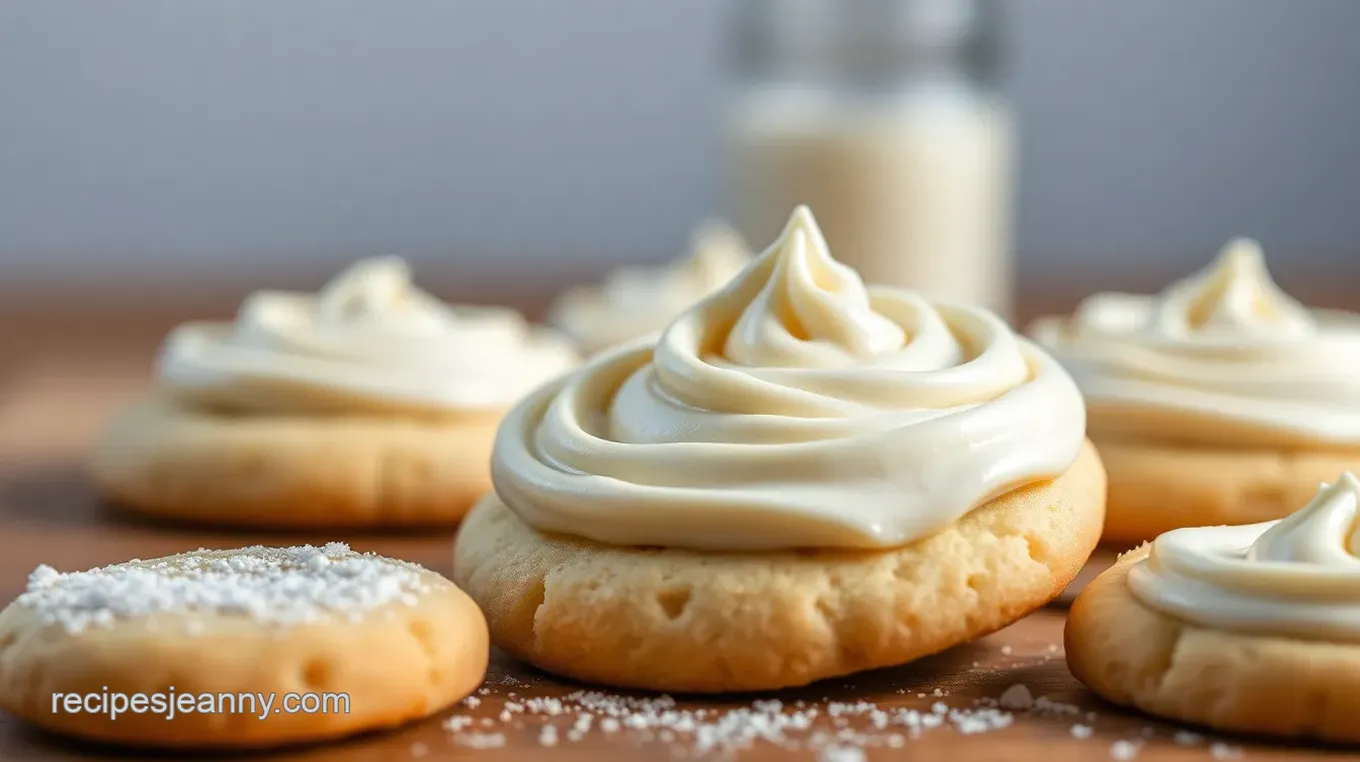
[1128,472,1360,641]
[1030,239,1360,447]
[158,257,579,416]
[492,206,1086,550]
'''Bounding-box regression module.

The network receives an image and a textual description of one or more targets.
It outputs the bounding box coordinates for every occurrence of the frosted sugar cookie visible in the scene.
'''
[547,221,752,354]
[455,206,1105,692]
[1030,240,1360,544]
[1067,473,1360,742]
[0,543,488,748]
[92,257,578,528]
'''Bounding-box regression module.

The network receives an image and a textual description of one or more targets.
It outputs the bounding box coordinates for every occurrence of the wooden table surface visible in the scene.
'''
[2,291,1357,762]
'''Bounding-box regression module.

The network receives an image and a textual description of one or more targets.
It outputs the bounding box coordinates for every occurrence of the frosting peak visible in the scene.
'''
[1250,472,1360,566]
[548,222,753,354]
[1152,238,1314,339]
[677,222,753,291]
[725,206,906,367]
[493,206,1086,550]
[1128,472,1360,641]
[159,257,579,416]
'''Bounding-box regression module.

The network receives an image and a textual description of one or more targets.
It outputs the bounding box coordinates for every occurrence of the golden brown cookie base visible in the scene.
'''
[1066,548,1360,742]
[453,440,1105,693]
[0,571,489,749]
[91,398,500,529]
[1097,436,1360,545]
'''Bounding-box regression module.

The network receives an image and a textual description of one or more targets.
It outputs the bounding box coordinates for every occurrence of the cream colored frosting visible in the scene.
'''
[547,222,753,353]
[1030,239,1360,448]
[158,257,579,416]
[492,206,1086,550]
[1127,472,1360,642]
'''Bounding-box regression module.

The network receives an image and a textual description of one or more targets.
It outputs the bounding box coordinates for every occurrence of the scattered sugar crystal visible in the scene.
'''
[1173,730,1204,745]
[1000,646,1013,655]
[1111,740,1141,760]
[931,702,949,714]
[17,544,430,633]
[455,732,506,749]
[998,684,1034,710]
[442,716,473,732]
[539,725,559,747]
[1210,742,1242,759]
[1071,724,1094,739]
[819,745,866,762]
[409,741,428,757]
[462,696,481,708]
[951,708,1013,734]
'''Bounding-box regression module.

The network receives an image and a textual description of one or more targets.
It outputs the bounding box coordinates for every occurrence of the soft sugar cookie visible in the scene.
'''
[455,206,1105,692]
[547,221,751,354]
[0,543,488,749]
[1031,239,1360,545]
[92,257,578,528]
[1067,473,1360,742]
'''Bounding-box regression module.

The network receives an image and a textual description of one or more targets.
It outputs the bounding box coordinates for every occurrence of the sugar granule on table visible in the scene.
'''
[1070,724,1093,739]
[998,683,1034,710]
[455,732,506,749]
[819,745,866,762]
[1210,742,1243,759]
[1110,739,1142,760]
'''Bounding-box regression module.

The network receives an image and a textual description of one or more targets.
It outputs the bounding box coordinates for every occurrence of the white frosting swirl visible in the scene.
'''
[158,257,579,416]
[547,222,753,353]
[493,206,1086,550]
[1030,239,1360,447]
[1127,472,1360,641]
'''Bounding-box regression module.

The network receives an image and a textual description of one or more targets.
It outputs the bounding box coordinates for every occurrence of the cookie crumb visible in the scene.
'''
[409,741,429,757]
[998,684,1034,710]
[1000,645,1013,655]
[1071,724,1093,739]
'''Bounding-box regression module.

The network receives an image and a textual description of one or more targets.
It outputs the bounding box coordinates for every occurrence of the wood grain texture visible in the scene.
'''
[1,286,1357,761]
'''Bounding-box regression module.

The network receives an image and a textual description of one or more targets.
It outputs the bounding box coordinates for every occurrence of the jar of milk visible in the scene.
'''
[725,0,1013,318]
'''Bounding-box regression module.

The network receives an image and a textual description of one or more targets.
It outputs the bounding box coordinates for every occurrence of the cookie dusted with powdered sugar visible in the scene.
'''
[0,543,488,749]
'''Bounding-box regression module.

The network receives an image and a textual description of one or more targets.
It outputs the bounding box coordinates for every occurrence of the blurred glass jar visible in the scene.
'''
[725,0,1013,318]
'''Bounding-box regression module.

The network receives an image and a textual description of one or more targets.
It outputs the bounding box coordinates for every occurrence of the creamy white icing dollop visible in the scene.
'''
[1030,239,1360,447]
[1127,472,1360,641]
[159,257,579,416]
[547,222,753,354]
[493,206,1086,550]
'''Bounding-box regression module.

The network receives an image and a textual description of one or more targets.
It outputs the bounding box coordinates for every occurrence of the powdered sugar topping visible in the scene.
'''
[17,543,431,634]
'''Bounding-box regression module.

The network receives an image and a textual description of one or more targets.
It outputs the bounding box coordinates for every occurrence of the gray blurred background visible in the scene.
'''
[2,0,1358,287]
